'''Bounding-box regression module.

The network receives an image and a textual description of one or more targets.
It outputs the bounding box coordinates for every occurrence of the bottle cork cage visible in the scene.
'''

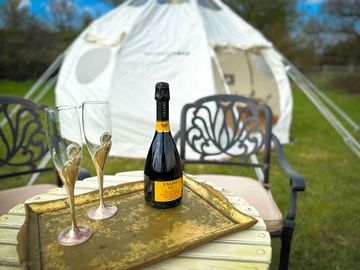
[17,175,256,270]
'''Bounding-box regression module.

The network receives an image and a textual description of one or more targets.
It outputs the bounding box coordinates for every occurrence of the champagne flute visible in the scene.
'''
[82,101,117,220]
[45,106,92,246]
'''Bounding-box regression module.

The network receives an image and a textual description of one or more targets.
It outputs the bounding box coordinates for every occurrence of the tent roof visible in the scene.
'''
[81,0,272,50]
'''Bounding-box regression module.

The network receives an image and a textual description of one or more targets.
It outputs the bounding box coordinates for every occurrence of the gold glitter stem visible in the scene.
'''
[65,182,77,230]
[94,158,105,208]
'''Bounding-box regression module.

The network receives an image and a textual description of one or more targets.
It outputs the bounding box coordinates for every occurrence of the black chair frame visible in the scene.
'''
[0,96,90,187]
[176,94,305,270]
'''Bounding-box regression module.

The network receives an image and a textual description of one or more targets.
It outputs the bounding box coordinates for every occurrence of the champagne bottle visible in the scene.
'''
[144,82,183,208]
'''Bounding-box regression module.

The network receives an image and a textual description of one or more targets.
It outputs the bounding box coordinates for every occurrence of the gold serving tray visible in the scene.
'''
[17,175,257,270]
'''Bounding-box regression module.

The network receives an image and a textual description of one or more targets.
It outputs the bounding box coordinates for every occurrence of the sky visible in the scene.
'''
[1,0,325,20]
[297,0,325,16]
[5,0,113,18]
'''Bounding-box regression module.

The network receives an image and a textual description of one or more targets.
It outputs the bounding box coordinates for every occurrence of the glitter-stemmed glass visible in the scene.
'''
[82,101,117,220]
[45,106,92,246]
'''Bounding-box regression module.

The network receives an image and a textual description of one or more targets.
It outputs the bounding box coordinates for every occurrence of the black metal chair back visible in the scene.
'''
[178,94,306,270]
[179,94,272,184]
[0,96,59,184]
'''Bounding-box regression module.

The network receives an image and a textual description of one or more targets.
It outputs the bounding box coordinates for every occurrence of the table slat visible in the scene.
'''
[250,217,267,231]
[7,205,25,216]
[25,193,65,204]
[214,230,270,245]
[0,245,20,266]
[235,205,260,217]
[73,181,120,190]
[46,187,94,196]
[0,216,24,229]
[226,195,250,205]
[0,266,22,270]
[0,229,18,245]
[0,227,271,247]
[114,171,143,177]
[85,175,142,182]
[146,258,269,270]
[180,242,271,264]
[0,244,17,263]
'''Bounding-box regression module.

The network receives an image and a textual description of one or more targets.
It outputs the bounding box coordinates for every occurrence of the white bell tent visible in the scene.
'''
[21,0,360,162]
[55,0,292,158]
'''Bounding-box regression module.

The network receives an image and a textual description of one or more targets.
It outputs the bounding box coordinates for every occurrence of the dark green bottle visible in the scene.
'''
[144,82,183,208]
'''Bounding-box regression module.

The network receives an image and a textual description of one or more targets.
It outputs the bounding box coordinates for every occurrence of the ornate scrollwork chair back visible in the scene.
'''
[0,96,90,216]
[180,94,272,184]
[0,96,51,179]
[177,94,305,270]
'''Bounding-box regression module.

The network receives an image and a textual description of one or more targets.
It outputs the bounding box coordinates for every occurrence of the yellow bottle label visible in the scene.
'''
[154,177,183,202]
[156,121,170,132]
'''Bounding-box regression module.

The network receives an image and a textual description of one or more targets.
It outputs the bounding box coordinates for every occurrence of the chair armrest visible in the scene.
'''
[272,135,305,222]
[272,135,306,192]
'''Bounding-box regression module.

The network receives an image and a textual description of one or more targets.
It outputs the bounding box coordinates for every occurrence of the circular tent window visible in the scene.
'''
[76,48,111,84]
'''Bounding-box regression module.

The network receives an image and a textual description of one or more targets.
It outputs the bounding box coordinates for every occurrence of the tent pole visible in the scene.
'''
[245,51,264,181]
[292,73,360,157]
[24,53,64,100]
[283,60,360,158]
[249,154,264,183]
[0,54,64,128]
[283,58,360,132]
[34,76,58,103]
[27,152,52,186]
[245,51,256,98]
[25,72,60,185]
[211,47,231,94]
[313,88,359,132]
[17,77,58,123]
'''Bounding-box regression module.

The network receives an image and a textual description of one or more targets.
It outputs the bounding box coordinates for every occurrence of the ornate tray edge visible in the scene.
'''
[184,174,257,228]
[17,175,257,269]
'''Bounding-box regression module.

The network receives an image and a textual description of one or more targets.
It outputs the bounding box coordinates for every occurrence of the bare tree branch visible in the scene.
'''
[0,0,32,29]
[318,0,360,39]
[48,0,77,32]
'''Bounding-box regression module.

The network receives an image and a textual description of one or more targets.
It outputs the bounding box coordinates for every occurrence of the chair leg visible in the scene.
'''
[279,220,295,270]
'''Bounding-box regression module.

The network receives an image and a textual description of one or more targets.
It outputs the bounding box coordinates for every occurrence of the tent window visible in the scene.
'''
[76,48,111,84]
[128,0,148,7]
[197,0,221,10]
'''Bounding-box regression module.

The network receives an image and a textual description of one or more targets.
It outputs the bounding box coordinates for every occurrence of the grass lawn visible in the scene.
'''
[1,79,360,269]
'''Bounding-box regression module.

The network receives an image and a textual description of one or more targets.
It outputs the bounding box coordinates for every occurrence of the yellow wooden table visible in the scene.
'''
[0,171,271,270]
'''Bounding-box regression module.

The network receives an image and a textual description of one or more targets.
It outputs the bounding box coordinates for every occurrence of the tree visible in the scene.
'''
[224,0,298,43]
[47,0,77,32]
[0,0,33,29]
[320,0,360,39]
[224,0,298,41]
[307,0,360,65]
[81,12,94,29]
[223,0,317,67]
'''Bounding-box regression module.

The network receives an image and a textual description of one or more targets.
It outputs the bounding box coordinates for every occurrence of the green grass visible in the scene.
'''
[1,80,360,269]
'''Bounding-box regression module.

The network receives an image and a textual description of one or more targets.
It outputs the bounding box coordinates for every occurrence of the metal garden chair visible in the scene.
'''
[0,96,90,215]
[176,94,305,270]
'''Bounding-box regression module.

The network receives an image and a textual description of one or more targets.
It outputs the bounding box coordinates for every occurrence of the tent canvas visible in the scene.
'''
[55,0,293,158]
